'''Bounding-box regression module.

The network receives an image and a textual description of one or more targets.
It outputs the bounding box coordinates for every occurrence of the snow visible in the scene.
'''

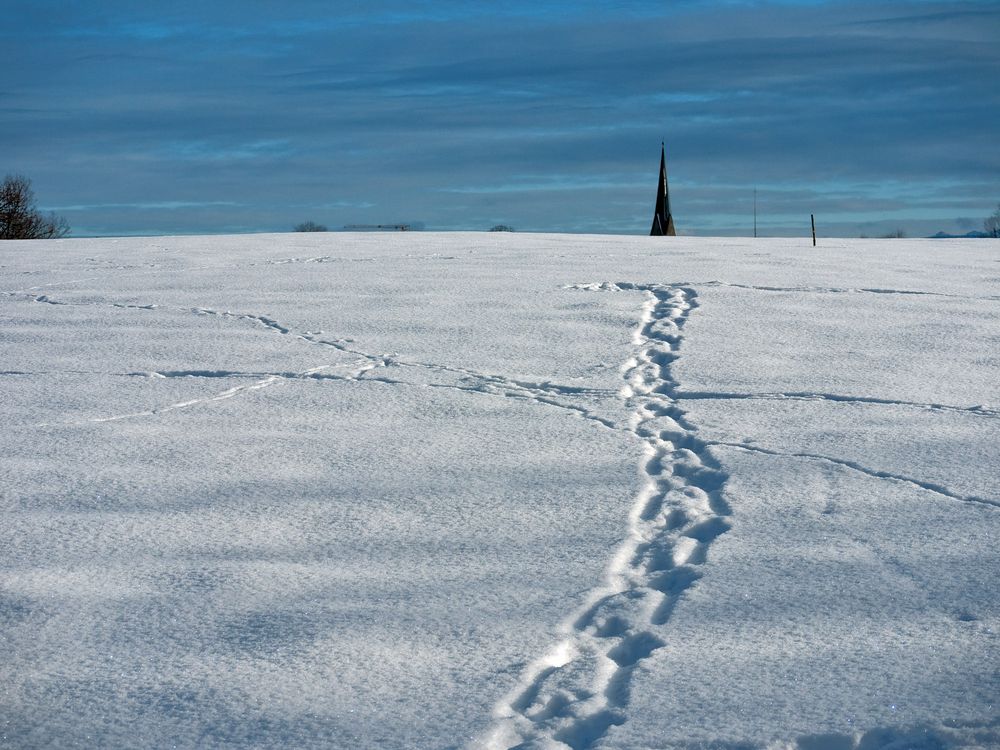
[1,233,998,749]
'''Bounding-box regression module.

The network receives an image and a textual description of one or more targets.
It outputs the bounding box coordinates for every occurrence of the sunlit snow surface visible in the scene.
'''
[2,233,998,749]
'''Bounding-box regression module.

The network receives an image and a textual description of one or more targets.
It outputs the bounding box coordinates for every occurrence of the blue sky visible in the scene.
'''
[3,0,998,236]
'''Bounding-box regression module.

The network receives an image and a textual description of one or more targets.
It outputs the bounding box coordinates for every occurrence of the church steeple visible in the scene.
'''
[650,142,676,236]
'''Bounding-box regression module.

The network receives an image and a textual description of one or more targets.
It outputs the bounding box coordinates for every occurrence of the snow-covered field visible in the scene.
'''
[1,233,998,750]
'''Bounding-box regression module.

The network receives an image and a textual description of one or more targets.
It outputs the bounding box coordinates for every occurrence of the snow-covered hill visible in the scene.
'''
[2,233,998,749]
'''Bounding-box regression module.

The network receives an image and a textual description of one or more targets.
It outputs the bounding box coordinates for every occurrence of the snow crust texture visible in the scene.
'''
[1,234,998,750]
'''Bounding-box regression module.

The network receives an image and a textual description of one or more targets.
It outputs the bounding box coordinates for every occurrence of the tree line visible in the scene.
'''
[2,172,998,239]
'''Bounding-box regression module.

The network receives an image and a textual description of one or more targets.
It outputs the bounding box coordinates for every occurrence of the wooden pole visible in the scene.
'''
[811,214,816,246]
[753,188,757,238]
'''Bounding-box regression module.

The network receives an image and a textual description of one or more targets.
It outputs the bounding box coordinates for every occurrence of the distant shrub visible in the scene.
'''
[294,221,328,232]
[0,174,70,239]
[880,229,906,238]
[490,224,514,232]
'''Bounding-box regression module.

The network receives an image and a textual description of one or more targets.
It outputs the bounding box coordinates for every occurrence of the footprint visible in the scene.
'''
[684,517,731,543]
[648,566,701,596]
[606,632,665,668]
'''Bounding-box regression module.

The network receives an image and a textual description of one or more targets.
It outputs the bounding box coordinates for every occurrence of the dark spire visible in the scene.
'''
[650,142,676,236]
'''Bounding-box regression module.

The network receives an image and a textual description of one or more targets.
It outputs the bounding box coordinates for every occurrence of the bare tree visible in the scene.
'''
[0,175,70,239]
[985,204,1000,238]
[294,221,327,232]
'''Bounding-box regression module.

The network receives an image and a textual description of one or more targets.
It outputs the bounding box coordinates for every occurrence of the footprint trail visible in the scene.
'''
[478,283,731,750]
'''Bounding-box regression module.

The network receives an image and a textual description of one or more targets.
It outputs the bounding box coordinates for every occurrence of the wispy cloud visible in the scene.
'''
[43,201,243,212]
[159,140,295,162]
